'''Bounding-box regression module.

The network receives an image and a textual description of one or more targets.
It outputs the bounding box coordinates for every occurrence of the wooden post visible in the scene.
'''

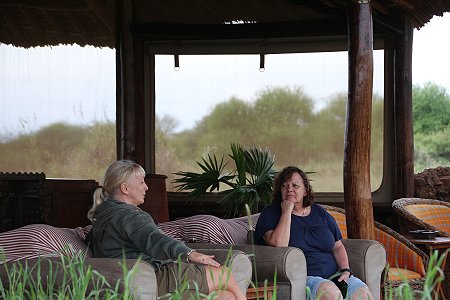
[116,0,133,161]
[344,0,374,240]
[394,15,414,199]
[116,0,147,167]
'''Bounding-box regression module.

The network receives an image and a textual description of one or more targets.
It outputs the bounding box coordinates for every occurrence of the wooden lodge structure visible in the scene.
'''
[1,1,449,239]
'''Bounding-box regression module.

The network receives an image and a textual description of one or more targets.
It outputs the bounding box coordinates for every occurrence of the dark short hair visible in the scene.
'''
[272,166,314,206]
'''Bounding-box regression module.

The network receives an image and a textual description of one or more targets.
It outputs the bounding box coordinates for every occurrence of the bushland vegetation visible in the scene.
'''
[413,82,450,172]
[0,83,448,190]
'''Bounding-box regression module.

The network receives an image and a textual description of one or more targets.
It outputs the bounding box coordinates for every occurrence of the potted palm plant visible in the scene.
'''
[173,143,277,217]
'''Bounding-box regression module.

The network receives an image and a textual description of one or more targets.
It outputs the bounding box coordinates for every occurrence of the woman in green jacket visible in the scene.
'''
[87,160,246,300]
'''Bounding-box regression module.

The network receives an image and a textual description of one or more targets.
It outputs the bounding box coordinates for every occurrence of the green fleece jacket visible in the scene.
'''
[92,198,191,269]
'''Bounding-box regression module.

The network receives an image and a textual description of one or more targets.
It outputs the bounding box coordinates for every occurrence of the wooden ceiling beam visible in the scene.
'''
[131,20,348,41]
[0,0,88,11]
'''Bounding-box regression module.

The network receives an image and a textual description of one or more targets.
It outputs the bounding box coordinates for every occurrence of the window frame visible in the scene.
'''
[144,35,394,204]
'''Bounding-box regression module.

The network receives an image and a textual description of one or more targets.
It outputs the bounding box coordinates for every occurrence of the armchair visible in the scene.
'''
[321,204,428,293]
[159,213,386,300]
[392,197,450,237]
[392,198,450,298]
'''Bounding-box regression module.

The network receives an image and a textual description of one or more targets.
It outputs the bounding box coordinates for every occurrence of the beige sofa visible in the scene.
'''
[0,224,252,299]
[1,219,387,300]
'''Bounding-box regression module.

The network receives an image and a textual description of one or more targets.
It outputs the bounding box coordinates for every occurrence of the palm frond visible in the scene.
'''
[173,143,280,217]
[230,143,246,186]
[220,186,260,217]
[244,145,275,178]
[173,154,235,202]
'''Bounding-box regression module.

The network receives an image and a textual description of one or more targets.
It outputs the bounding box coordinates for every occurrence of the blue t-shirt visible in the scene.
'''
[255,203,342,278]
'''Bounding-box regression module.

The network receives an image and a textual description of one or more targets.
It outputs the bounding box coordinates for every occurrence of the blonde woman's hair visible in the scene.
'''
[87,160,145,221]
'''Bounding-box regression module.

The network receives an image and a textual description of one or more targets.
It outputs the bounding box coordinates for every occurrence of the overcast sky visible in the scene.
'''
[0,13,449,138]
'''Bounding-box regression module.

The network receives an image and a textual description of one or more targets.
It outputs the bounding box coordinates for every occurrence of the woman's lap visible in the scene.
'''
[156,261,208,298]
[306,275,367,299]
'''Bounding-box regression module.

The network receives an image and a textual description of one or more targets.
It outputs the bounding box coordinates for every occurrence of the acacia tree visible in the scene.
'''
[250,86,315,164]
[171,86,316,168]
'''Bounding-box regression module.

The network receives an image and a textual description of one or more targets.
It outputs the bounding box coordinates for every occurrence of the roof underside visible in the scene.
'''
[0,0,448,48]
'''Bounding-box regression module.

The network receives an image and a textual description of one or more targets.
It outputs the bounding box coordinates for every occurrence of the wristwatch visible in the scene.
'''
[186,249,196,263]
[339,268,352,277]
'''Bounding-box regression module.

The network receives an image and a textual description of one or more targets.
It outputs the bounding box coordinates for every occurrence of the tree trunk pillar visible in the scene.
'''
[344,0,374,240]
[394,15,414,199]
[116,0,146,166]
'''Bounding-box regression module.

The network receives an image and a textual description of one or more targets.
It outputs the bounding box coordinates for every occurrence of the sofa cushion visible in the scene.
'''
[388,267,423,281]
[158,214,260,244]
[0,224,93,263]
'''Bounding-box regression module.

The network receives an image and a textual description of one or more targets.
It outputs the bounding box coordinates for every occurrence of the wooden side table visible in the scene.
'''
[408,236,450,300]
[246,286,275,299]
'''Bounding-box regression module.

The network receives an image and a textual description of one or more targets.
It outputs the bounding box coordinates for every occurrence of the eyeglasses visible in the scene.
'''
[281,182,303,190]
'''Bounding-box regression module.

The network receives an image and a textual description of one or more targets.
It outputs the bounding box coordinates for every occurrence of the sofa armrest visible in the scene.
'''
[188,243,306,300]
[187,247,252,293]
[0,257,157,300]
[85,258,157,300]
[342,239,386,300]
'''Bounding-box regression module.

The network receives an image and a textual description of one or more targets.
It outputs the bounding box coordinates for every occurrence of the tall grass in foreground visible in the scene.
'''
[0,244,447,299]
[383,249,447,300]
[0,247,139,300]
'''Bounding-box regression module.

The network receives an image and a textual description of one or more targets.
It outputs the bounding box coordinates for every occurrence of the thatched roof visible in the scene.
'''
[0,0,448,49]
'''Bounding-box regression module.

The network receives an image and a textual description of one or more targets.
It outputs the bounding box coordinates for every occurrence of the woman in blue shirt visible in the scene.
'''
[255,166,373,300]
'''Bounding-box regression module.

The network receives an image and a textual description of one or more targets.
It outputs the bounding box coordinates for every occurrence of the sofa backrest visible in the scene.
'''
[404,204,450,233]
[158,214,259,244]
[0,224,92,263]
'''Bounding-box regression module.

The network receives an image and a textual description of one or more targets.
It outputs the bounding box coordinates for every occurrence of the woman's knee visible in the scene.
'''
[351,286,373,300]
[317,281,343,300]
[210,290,236,300]
[205,266,234,290]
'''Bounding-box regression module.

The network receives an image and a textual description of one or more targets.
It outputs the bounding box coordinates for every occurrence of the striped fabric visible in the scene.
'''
[388,267,423,281]
[158,214,260,244]
[326,209,426,278]
[327,211,348,239]
[373,227,425,277]
[405,204,450,234]
[0,224,93,263]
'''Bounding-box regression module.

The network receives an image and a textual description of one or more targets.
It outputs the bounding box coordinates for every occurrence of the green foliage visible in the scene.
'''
[171,87,315,167]
[173,143,277,217]
[413,82,450,172]
[413,82,450,134]
[0,121,115,182]
[1,83,448,188]
[414,128,450,172]
[168,86,385,192]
